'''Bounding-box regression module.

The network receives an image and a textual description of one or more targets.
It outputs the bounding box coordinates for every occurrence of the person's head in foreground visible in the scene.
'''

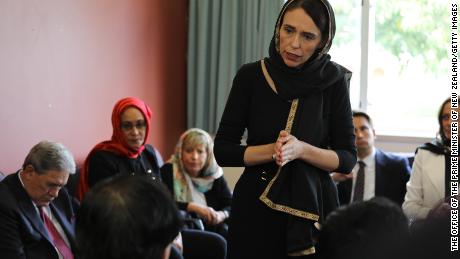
[318,197,409,259]
[76,175,181,259]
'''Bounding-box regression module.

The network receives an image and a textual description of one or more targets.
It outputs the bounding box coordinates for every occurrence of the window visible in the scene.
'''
[329,0,450,137]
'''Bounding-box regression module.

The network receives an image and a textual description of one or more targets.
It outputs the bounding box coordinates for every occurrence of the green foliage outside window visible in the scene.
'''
[332,0,450,75]
[374,0,449,74]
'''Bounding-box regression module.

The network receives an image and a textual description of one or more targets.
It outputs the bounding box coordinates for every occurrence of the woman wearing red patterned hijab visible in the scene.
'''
[106,97,152,157]
[76,97,160,201]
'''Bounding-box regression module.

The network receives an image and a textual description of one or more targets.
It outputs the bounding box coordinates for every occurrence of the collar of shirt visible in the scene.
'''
[18,169,25,188]
[360,147,376,168]
[18,170,54,217]
[18,170,39,209]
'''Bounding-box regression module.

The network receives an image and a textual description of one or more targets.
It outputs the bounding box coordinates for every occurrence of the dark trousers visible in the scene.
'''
[182,229,227,259]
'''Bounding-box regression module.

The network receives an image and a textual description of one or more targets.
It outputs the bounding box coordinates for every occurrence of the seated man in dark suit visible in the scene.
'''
[76,174,181,259]
[0,140,78,258]
[331,111,411,206]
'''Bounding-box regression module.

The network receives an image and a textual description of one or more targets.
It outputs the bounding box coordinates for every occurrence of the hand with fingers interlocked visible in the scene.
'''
[273,130,305,167]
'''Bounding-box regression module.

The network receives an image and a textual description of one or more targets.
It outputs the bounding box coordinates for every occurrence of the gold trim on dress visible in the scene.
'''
[259,167,319,221]
[288,247,316,256]
[261,59,277,94]
[258,60,320,222]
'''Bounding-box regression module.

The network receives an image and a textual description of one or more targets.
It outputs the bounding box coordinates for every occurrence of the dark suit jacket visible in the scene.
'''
[337,149,411,206]
[0,172,78,259]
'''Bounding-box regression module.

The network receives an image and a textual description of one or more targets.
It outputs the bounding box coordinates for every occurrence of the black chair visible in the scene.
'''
[180,210,205,231]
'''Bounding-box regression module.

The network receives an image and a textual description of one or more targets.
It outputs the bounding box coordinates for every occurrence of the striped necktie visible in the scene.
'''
[39,206,74,259]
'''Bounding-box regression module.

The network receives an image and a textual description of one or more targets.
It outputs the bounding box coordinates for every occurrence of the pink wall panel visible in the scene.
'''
[0,0,186,173]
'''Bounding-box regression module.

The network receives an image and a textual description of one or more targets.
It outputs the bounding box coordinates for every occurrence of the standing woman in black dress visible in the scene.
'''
[214,0,356,258]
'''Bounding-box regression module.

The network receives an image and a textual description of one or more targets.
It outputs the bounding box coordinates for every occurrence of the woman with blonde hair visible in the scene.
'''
[161,128,232,238]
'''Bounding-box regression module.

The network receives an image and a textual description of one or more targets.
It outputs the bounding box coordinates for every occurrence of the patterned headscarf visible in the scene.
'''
[168,128,223,203]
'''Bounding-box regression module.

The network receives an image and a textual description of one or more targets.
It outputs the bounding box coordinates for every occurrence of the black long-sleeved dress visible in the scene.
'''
[214,61,356,258]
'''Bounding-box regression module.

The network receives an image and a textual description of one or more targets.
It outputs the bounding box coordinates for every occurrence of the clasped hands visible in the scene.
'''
[187,202,226,225]
[273,130,304,167]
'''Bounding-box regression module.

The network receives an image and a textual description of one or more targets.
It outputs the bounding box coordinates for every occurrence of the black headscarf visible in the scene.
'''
[264,0,350,101]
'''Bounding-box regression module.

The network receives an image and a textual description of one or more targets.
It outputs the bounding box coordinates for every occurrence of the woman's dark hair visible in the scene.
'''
[437,97,451,144]
[76,175,181,259]
[281,0,330,48]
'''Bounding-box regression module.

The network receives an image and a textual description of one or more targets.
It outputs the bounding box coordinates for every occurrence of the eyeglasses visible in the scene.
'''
[120,120,147,131]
